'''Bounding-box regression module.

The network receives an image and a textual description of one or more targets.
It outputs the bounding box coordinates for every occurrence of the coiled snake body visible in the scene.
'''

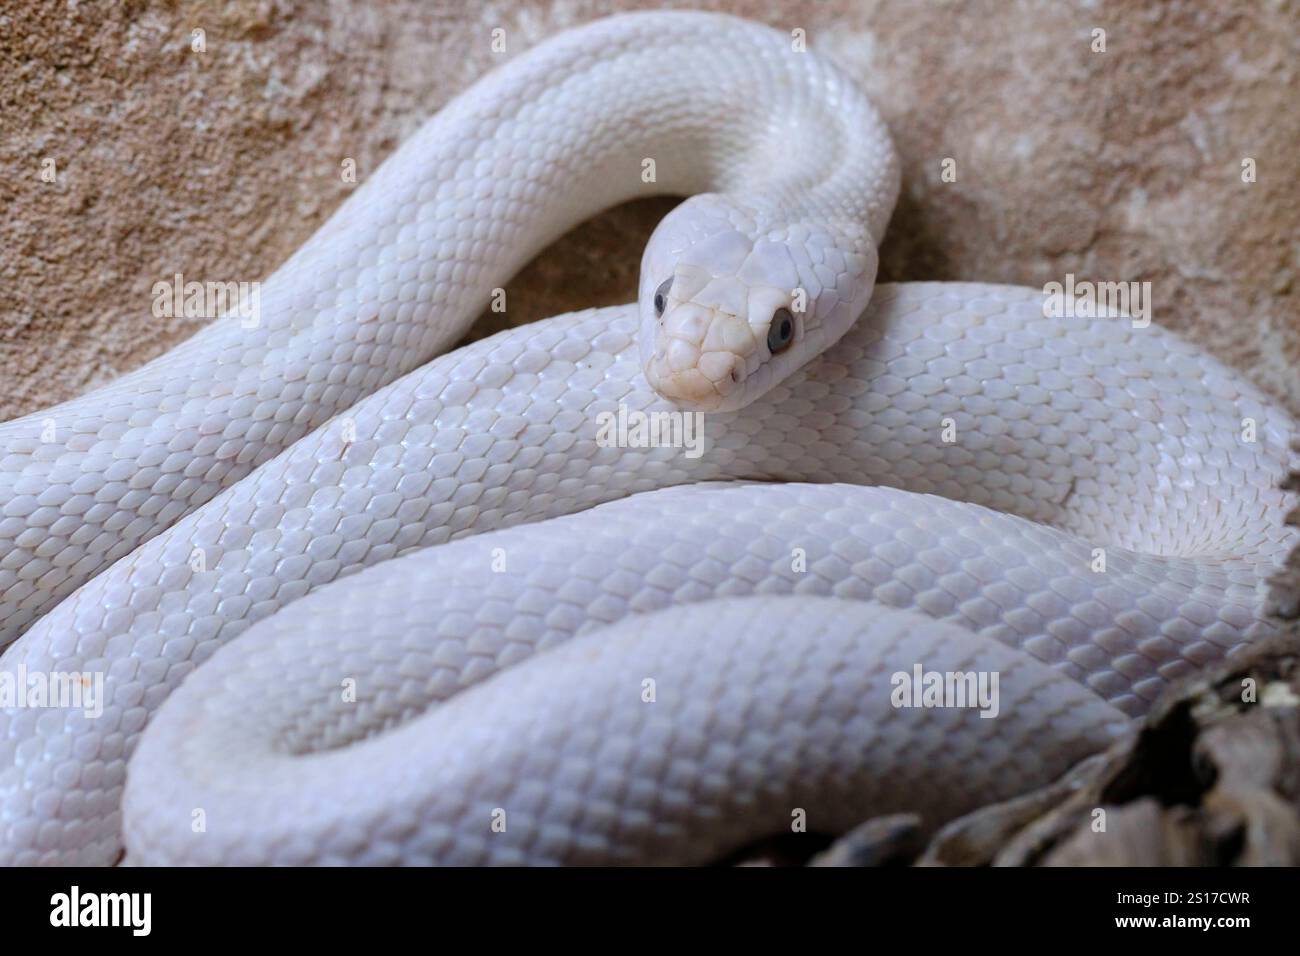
[0,13,1294,865]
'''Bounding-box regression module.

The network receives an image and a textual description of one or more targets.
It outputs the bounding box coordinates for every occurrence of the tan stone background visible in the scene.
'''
[2,0,1297,421]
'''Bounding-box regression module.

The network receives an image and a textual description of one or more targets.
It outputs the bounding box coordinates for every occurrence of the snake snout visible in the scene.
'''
[646,346,743,409]
[645,307,753,411]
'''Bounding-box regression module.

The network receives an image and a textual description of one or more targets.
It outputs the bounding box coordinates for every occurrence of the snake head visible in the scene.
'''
[639,196,874,413]
[641,264,803,412]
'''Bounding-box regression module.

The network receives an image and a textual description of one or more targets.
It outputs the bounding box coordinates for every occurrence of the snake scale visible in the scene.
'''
[0,12,1294,866]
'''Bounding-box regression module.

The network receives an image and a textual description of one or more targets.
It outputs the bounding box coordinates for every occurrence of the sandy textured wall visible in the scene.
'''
[2,0,1296,420]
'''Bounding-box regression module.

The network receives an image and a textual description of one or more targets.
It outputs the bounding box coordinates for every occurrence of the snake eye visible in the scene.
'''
[767,308,795,354]
[653,277,673,318]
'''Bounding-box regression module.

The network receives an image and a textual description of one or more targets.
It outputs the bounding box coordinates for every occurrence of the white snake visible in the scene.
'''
[0,12,1294,866]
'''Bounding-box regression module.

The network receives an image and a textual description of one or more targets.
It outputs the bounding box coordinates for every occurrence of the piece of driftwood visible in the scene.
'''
[1268,462,1300,620]
[808,814,925,867]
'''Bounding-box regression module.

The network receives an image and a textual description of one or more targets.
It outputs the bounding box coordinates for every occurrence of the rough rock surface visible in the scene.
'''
[2,0,1297,421]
